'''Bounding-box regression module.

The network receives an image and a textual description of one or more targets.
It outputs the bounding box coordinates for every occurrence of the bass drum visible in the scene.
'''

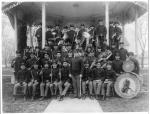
[114,72,141,99]
[122,60,135,72]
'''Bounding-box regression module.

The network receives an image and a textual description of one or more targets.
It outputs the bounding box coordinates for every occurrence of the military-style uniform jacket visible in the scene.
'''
[112,59,123,74]
[26,58,37,68]
[41,68,51,82]
[31,69,41,82]
[41,58,52,67]
[119,48,129,61]
[12,57,23,72]
[67,30,76,44]
[103,69,116,82]
[92,68,105,81]
[60,66,71,82]
[51,68,60,82]
[46,30,53,42]
[16,69,32,83]
[82,67,92,81]
[95,25,107,37]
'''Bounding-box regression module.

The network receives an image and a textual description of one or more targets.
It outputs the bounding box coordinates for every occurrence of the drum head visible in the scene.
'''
[122,60,135,72]
[114,72,141,99]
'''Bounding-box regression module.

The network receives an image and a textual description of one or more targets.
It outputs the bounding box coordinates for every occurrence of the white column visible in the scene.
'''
[105,2,109,45]
[135,7,138,55]
[42,2,46,49]
[14,14,18,51]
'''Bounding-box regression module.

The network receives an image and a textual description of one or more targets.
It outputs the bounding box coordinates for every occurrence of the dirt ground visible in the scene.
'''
[2,76,52,113]
[2,67,149,112]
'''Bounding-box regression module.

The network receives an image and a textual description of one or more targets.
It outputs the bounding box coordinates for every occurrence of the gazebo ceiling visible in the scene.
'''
[2,1,147,27]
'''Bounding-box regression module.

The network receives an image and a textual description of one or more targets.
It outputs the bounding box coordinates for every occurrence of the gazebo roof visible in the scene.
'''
[2,1,147,28]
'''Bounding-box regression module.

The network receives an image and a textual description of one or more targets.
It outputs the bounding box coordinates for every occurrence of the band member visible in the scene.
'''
[77,24,86,49]
[26,53,37,69]
[127,52,140,74]
[66,25,76,45]
[13,62,31,101]
[66,50,73,66]
[46,25,53,45]
[30,62,41,100]
[92,62,105,99]
[41,53,51,67]
[58,61,72,101]
[81,61,92,99]
[101,63,116,100]
[50,61,60,97]
[113,22,122,49]
[109,44,119,61]
[34,46,42,59]
[112,53,123,75]
[84,46,96,65]
[119,42,129,61]
[11,51,23,82]
[88,25,96,49]
[54,51,63,67]
[70,50,83,98]
[53,25,61,44]
[35,23,42,48]
[95,19,107,48]
[39,63,51,100]
[43,45,52,56]
[77,24,86,41]
[23,46,30,59]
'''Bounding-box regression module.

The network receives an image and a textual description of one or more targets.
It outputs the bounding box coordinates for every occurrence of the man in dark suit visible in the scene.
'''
[95,19,107,48]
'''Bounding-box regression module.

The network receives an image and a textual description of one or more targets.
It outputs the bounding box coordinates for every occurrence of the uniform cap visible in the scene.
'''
[70,24,74,27]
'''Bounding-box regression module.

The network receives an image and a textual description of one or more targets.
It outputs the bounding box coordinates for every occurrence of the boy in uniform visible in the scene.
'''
[13,62,31,101]
[101,63,116,100]
[58,61,72,101]
[92,62,105,99]
[50,61,60,98]
[26,53,37,70]
[95,19,107,48]
[112,53,123,76]
[39,62,51,100]
[11,51,23,83]
[30,62,41,100]
[81,61,92,99]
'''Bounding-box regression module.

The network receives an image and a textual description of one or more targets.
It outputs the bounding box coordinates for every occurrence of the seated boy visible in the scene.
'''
[101,63,116,100]
[92,62,105,99]
[81,61,92,99]
[50,61,60,98]
[30,62,41,100]
[58,61,72,101]
[39,62,51,100]
[13,62,31,101]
